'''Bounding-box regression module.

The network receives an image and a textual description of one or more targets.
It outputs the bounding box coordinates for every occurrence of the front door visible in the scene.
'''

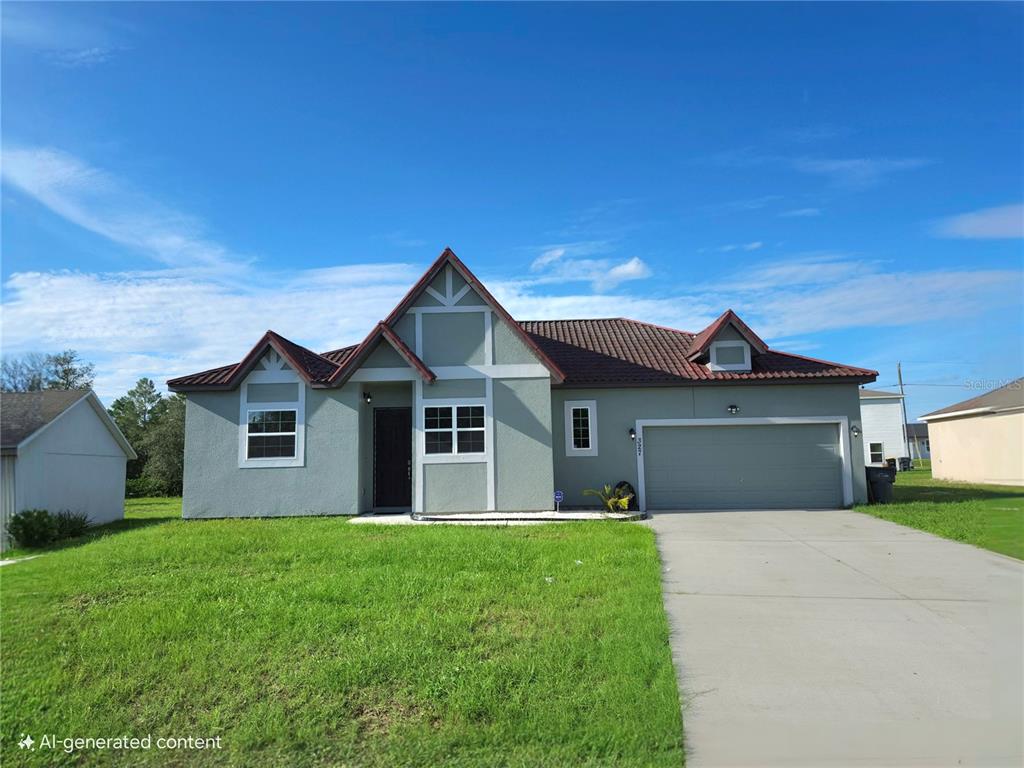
[373,407,412,508]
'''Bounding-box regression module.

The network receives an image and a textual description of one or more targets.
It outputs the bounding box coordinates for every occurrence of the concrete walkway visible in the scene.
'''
[647,509,1024,767]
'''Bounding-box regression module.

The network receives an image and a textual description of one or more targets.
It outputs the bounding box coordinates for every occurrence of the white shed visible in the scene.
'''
[858,388,909,465]
[1,390,136,550]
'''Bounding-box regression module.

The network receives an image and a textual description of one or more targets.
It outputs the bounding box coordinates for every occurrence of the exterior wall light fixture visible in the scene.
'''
[851,424,862,439]
[629,427,636,440]
[363,392,372,404]
[726,404,740,415]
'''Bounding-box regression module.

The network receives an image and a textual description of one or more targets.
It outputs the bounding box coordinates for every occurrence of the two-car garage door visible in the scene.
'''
[642,423,844,510]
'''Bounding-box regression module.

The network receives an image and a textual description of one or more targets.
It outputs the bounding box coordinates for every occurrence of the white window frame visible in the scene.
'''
[869,442,885,464]
[422,402,486,458]
[245,408,298,461]
[564,400,598,457]
[238,354,305,468]
[708,340,751,372]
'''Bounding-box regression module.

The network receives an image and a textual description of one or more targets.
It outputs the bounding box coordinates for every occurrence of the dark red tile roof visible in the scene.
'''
[686,309,768,361]
[168,250,876,391]
[519,318,876,386]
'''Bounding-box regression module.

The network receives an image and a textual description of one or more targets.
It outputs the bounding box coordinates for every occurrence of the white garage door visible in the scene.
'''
[642,423,843,510]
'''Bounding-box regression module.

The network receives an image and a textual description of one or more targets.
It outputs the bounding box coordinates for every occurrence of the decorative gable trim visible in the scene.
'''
[381,248,566,383]
[168,330,339,391]
[329,322,436,386]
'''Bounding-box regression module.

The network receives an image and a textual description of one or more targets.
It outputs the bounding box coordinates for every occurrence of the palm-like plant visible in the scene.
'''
[582,484,634,515]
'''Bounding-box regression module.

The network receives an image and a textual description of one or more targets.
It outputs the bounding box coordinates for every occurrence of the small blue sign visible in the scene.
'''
[554,490,565,503]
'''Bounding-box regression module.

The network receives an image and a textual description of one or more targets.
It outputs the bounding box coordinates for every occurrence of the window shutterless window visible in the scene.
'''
[247,410,297,459]
[571,407,591,449]
[564,400,598,456]
[423,405,485,455]
[869,442,884,463]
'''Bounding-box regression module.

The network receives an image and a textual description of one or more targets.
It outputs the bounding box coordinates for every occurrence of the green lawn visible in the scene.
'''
[857,467,1024,559]
[1,498,683,767]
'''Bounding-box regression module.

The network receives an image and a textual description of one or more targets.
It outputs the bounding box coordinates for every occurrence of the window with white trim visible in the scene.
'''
[869,442,884,463]
[424,405,485,455]
[708,340,751,372]
[564,400,598,457]
[247,410,297,458]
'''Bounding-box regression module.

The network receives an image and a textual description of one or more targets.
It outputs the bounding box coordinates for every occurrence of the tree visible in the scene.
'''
[45,350,95,390]
[109,378,167,478]
[142,394,185,495]
[0,353,50,391]
[0,350,95,391]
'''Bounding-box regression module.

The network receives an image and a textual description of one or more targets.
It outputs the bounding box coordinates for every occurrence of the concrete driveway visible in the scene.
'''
[648,510,1024,767]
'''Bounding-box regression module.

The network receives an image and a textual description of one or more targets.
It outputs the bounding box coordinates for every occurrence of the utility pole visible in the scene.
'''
[897,362,911,467]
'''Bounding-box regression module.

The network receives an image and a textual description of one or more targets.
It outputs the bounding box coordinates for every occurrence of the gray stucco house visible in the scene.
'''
[169,249,877,516]
[1,389,136,549]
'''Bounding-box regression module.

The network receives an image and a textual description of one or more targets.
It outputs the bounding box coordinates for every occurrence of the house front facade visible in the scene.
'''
[169,249,877,516]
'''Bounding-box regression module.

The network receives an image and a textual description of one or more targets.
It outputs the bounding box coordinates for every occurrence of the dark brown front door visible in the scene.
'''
[373,407,412,508]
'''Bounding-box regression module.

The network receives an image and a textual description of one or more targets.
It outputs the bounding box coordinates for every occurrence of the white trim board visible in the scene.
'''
[348,364,550,382]
[633,416,853,511]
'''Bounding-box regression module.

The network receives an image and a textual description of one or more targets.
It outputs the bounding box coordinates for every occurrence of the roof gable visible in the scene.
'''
[0,389,136,458]
[687,310,769,361]
[921,377,1024,421]
[167,330,340,390]
[330,323,436,386]
[380,248,566,382]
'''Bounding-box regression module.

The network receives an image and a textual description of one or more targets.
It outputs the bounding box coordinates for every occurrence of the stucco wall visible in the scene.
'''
[14,398,128,525]
[860,396,908,463]
[422,313,486,366]
[551,383,867,507]
[929,412,1023,486]
[494,377,553,510]
[183,384,361,517]
[423,462,487,511]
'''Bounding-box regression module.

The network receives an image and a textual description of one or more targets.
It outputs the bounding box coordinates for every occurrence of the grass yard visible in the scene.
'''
[1,498,684,767]
[857,467,1024,560]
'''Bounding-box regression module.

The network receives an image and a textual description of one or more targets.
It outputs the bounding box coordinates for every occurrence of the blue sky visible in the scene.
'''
[2,2,1022,418]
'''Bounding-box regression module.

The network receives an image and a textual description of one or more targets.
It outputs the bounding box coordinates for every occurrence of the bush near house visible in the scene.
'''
[6,509,59,548]
[6,509,93,549]
[1,498,685,767]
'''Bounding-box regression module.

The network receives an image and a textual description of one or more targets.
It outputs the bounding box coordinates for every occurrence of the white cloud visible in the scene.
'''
[702,241,763,254]
[793,157,932,188]
[526,241,648,292]
[934,204,1024,239]
[1,4,123,67]
[703,149,932,189]
[2,146,242,271]
[779,208,821,218]
[3,146,1017,402]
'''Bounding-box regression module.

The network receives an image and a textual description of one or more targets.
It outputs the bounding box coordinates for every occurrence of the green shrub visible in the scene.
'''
[54,510,91,539]
[126,477,165,497]
[7,509,58,548]
[582,484,634,514]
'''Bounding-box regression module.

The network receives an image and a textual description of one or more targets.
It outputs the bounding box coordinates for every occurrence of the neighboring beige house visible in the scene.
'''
[1,390,136,550]
[920,378,1024,486]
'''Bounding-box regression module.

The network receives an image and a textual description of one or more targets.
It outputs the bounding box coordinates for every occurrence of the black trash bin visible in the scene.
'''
[865,466,896,504]
[898,457,913,472]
